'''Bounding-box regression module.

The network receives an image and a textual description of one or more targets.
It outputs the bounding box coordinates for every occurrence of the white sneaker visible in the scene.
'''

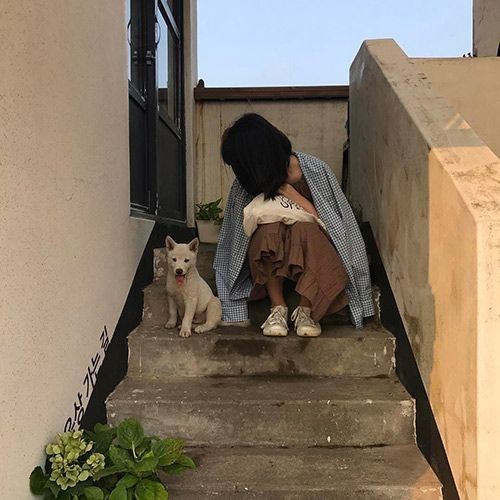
[261,305,289,337]
[291,306,322,337]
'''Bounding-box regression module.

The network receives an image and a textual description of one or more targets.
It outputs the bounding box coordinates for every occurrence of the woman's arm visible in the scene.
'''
[278,183,319,218]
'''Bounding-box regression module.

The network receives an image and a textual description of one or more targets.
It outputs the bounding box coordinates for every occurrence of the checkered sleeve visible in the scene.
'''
[321,160,375,318]
[213,180,250,322]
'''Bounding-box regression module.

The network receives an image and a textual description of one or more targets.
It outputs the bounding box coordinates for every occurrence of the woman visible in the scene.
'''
[214,113,374,336]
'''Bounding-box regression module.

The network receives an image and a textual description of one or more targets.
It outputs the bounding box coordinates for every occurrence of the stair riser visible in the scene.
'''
[143,269,356,326]
[107,400,415,447]
[143,283,333,328]
[128,335,395,378]
[164,488,442,499]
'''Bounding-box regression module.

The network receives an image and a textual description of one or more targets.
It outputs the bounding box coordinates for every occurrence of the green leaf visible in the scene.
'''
[92,465,128,481]
[116,474,139,490]
[135,437,152,458]
[83,486,104,500]
[94,423,113,433]
[116,419,144,451]
[161,454,196,475]
[133,455,159,473]
[85,424,117,454]
[154,439,184,466]
[48,482,59,497]
[109,446,134,468]
[135,479,168,500]
[30,466,48,495]
[109,485,128,500]
[176,454,196,469]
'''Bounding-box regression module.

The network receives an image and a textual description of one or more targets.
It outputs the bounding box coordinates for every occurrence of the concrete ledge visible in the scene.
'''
[349,38,500,499]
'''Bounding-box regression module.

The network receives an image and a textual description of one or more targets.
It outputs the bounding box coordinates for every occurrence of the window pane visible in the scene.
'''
[157,10,179,125]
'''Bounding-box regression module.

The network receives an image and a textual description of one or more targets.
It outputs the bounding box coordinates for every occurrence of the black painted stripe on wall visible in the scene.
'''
[81,222,196,428]
[362,223,459,500]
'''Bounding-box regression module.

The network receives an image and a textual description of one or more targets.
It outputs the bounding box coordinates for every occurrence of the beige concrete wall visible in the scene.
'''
[349,39,500,499]
[474,0,500,56]
[412,57,500,158]
[0,1,154,497]
[196,100,347,208]
[184,0,198,227]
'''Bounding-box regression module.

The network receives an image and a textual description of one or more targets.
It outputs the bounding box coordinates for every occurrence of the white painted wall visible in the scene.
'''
[0,2,155,497]
[474,0,500,56]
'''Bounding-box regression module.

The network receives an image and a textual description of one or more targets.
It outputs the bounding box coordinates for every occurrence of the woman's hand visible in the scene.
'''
[278,183,319,218]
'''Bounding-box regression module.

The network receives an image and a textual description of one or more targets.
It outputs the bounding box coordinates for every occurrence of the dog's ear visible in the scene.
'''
[165,236,176,252]
[188,237,200,253]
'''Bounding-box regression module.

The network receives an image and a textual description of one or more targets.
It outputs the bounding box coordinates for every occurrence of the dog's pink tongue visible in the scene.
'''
[175,275,185,285]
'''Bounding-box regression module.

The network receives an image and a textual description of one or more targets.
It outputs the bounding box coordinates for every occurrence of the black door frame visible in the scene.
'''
[128,0,186,225]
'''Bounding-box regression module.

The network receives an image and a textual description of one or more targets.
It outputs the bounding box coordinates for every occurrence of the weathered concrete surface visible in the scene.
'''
[349,39,500,499]
[128,324,395,378]
[164,446,442,499]
[412,57,500,159]
[195,100,347,210]
[474,0,500,56]
[107,376,415,447]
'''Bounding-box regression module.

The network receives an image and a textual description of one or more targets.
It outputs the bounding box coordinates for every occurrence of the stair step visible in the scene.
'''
[129,324,395,378]
[163,446,441,499]
[107,376,415,447]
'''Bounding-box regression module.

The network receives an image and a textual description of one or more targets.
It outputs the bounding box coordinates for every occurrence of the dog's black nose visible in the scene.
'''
[175,269,184,275]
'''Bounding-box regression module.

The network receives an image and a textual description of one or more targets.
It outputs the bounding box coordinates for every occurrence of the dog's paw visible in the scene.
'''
[194,324,209,334]
[178,326,192,338]
[165,320,177,329]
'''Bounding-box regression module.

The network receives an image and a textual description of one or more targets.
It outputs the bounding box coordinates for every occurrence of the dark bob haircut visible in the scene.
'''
[221,113,292,199]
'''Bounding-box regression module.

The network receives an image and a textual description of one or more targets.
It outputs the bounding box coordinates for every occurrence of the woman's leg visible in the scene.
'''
[299,296,312,307]
[260,258,286,307]
[285,223,349,335]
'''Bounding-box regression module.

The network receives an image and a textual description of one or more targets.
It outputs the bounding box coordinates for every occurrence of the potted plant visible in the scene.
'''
[195,198,223,244]
[30,418,195,499]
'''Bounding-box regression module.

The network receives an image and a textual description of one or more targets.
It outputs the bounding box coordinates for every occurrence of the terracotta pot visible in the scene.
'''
[196,220,221,244]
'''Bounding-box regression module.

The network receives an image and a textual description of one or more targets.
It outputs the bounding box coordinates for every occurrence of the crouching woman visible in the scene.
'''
[214,113,374,337]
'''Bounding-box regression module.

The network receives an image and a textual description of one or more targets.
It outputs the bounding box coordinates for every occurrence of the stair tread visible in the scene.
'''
[165,445,441,494]
[133,318,394,341]
[109,375,412,404]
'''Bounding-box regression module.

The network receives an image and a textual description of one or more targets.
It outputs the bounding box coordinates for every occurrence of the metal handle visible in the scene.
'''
[145,50,156,65]
[155,19,161,46]
[127,20,131,46]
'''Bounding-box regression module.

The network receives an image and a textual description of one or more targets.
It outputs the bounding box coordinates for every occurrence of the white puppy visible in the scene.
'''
[164,236,222,338]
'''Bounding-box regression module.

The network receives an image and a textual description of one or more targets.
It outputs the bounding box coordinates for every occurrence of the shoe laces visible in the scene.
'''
[291,306,316,328]
[261,306,288,329]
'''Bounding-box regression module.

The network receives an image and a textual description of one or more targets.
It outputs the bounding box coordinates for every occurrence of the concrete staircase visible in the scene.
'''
[107,245,442,499]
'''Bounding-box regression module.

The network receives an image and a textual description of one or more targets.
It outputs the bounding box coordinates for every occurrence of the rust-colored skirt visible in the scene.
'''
[247,221,349,322]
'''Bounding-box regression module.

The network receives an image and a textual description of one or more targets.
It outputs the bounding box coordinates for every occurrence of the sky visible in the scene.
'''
[197,0,473,86]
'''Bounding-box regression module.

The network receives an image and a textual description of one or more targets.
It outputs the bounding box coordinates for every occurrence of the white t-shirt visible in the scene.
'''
[243,193,326,237]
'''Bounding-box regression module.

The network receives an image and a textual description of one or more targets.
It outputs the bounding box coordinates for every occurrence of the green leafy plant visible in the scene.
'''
[195,199,223,224]
[30,419,195,499]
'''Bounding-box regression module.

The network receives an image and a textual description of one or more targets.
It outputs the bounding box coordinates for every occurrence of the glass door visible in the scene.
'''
[127,0,186,223]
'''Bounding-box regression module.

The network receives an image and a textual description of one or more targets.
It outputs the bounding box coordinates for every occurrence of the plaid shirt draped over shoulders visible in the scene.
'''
[213,151,375,328]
